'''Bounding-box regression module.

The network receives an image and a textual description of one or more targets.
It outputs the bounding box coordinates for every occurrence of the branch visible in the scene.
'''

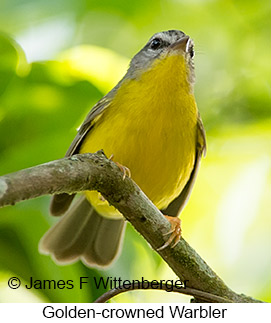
[0,151,263,302]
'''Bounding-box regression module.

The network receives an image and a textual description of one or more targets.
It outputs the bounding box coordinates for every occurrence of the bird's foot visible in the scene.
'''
[109,154,131,180]
[157,215,182,250]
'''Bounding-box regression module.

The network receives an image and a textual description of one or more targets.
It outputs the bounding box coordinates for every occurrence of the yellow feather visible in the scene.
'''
[80,53,198,218]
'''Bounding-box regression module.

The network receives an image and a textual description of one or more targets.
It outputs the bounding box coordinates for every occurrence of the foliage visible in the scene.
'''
[0,0,270,302]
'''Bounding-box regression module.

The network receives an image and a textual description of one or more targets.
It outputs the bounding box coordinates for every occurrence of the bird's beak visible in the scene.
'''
[170,36,192,53]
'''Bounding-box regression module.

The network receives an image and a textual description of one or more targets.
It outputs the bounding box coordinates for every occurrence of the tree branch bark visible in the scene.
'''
[0,151,263,302]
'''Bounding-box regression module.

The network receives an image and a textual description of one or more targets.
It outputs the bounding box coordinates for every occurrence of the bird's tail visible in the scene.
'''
[39,196,126,268]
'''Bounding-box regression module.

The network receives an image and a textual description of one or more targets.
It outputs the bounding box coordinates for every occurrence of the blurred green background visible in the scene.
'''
[0,0,270,303]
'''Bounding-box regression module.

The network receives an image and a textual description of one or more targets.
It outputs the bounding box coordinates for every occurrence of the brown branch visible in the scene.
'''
[0,151,263,302]
[93,282,233,303]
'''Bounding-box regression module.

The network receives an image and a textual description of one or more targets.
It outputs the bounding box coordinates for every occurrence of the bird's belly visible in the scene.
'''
[80,112,196,218]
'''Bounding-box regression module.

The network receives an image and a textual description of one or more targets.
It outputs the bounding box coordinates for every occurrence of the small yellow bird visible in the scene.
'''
[39,30,206,268]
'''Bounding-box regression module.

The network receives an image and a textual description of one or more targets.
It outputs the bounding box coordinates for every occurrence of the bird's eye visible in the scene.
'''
[150,38,162,50]
[189,47,194,58]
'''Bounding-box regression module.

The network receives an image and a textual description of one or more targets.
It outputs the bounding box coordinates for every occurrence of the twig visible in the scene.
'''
[93,282,233,303]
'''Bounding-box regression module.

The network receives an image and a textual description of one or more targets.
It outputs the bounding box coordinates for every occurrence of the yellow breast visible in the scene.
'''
[80,53,198,218]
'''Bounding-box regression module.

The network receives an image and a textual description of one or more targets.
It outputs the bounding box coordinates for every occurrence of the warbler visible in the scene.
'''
[39,30,206,268]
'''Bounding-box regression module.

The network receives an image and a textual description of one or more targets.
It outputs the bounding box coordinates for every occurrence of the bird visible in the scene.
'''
[39,29,206,268]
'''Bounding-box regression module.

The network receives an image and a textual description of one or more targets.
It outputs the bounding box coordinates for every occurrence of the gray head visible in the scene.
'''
[126,30,195,82]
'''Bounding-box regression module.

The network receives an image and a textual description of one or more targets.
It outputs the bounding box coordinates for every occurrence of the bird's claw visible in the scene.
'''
[109,154,131,180]
[157,216,182,251]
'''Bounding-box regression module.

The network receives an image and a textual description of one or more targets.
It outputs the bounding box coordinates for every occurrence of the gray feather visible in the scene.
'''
[40,197,125,267]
